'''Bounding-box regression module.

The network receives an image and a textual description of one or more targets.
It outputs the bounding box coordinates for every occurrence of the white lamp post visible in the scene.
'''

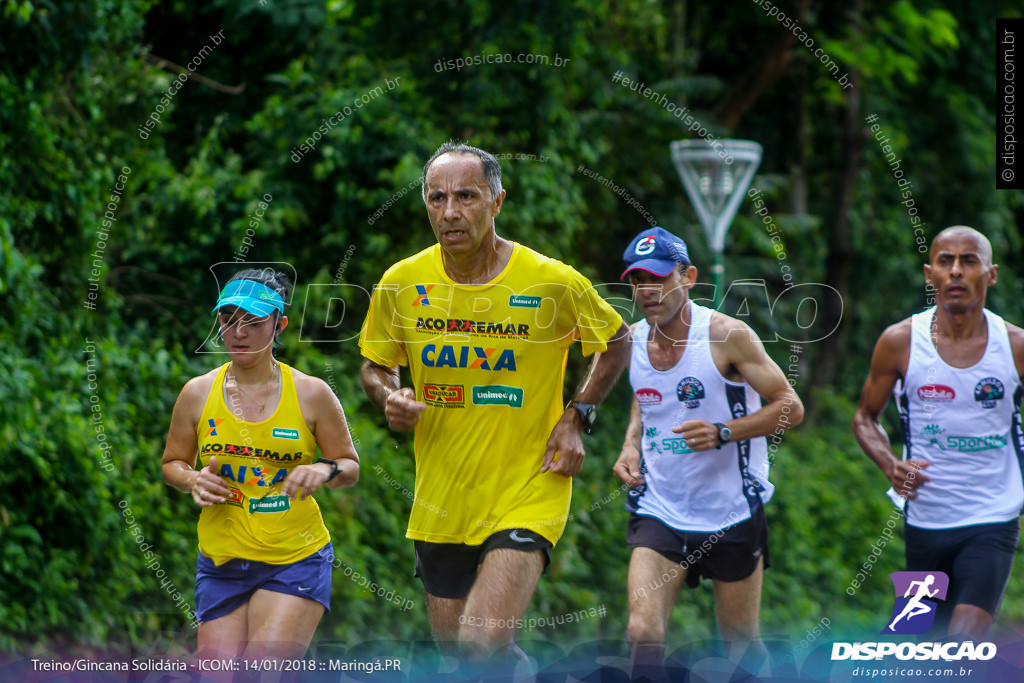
[670,139,762,305]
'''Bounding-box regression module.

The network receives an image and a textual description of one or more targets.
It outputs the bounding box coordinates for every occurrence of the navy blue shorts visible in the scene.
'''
[905,519,1019,620]
[195,543,334,622]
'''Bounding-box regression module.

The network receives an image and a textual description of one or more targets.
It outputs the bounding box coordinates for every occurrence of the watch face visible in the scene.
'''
[719,425,731,442]
[574,403,596,433]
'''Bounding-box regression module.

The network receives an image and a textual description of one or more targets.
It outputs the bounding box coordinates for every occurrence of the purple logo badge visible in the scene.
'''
[882,571,949,635]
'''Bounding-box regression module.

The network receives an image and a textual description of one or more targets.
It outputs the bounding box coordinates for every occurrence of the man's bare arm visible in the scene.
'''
[852,320,930,498]
[542,321,631,476]
[612,397,644,487]
[675,316,803,449]
[360,359,425,431]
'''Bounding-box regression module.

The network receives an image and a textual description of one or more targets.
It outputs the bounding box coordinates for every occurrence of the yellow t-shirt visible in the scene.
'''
[195,362,329,565]
[359,242,623,545]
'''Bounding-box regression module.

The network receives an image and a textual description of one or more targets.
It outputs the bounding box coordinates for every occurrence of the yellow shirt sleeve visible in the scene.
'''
[557,266,625,357]
[359,280,408,367]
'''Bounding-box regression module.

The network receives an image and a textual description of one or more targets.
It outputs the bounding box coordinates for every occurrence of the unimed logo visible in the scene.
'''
[249,495,290,514]
[508,295,541,308]
[471,385,524,408]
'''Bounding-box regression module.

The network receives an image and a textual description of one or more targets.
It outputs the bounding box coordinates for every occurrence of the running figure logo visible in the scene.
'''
[882,571,949,635]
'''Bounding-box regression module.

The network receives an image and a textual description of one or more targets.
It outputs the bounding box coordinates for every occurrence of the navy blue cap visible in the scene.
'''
[621,227,690,280]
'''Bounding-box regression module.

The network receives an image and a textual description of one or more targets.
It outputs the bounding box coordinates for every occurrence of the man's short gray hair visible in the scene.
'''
[421,141,503,202]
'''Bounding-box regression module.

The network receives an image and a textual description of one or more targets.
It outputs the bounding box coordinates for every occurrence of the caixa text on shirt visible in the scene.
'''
[420,344,517,371]
[217,464,287,487]
[200,442,306,462]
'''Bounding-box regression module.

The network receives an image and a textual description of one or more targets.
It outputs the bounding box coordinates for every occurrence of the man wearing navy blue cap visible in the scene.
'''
[612,227,803,678]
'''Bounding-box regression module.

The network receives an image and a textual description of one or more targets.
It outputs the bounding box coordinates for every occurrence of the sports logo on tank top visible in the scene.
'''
[636,388,662,404]
[974,377,1005,408]
[676,377,705,408]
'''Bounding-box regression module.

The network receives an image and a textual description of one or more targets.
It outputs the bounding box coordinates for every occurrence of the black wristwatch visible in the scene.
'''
[315,457,340,482]
[569,400,597,435]
[713,422,732,449]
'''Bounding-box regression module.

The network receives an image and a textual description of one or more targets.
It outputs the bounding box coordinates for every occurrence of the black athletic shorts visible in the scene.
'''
[904,518,1019,619]
[413,529,553,599]
[627,508,770,588]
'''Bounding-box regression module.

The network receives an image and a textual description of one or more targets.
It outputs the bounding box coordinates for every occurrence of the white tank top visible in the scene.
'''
[893,307,1024,528]
[627,303,772,532]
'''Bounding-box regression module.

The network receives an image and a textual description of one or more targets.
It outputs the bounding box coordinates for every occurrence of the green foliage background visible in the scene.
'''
[2,0,1023,662]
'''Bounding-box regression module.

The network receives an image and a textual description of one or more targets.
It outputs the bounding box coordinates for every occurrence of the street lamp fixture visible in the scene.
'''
[670,139,762,306]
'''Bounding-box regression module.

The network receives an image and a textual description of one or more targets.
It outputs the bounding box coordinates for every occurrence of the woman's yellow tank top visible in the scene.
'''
[195,362,329,565]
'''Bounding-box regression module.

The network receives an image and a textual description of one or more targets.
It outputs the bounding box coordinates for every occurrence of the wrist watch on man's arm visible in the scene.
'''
[568,400,598,435]
[713,422,732,449]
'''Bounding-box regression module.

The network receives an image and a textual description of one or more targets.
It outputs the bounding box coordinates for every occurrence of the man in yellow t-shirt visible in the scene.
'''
[359,142,628,664]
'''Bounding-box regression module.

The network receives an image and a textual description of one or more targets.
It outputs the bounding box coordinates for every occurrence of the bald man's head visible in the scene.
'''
[929,226,993,267]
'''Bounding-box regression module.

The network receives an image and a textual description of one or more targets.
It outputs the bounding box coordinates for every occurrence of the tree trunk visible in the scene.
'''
[713,0,811,131]
[803,0,864,423]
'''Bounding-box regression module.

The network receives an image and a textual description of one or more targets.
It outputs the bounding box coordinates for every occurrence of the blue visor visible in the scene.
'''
[212,279,285,317]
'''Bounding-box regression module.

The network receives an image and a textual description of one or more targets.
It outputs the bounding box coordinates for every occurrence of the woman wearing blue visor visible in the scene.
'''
[161,268,359,660]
